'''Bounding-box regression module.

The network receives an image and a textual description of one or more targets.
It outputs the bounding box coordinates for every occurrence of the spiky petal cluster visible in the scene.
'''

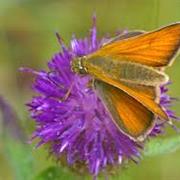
[25,18,178,178]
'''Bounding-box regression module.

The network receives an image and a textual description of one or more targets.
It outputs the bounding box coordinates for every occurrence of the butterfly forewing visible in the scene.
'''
[89,23,180,67]
[89,69,168,121]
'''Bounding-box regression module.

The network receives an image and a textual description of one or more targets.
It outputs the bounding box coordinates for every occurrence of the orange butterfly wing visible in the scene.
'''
[90,23,180,67]
[91,68,168,121]
[95,80,155,140]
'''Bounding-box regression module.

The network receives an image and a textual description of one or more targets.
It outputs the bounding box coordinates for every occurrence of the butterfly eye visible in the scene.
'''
[71,58,79,73]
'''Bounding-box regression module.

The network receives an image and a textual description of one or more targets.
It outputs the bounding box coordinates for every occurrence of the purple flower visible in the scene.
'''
[24,17,178,179]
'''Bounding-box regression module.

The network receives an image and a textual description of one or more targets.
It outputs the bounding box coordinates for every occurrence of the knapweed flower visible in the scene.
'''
[24,17,179,179]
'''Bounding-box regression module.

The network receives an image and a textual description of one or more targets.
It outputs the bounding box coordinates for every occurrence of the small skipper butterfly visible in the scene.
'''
[71,23,180,141]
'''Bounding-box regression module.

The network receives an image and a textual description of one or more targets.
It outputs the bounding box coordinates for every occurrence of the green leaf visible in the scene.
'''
[144,135,180,157]
[4,138,34,180]
[34,166,82,180]
[0,96,34,180]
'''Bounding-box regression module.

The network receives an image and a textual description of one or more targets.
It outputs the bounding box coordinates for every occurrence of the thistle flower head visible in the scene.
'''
[24,17,179,178]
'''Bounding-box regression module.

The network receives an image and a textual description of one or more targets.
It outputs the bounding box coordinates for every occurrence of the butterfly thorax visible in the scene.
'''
[71,56,88,74]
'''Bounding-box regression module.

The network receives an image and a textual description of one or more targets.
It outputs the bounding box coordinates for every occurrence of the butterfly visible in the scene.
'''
[71,23,180,141]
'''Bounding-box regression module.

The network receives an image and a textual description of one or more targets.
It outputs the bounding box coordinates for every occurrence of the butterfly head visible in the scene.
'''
[71,56,88,74]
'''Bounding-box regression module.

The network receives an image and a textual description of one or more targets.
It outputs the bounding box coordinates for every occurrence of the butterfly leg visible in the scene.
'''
[60,83,74,102]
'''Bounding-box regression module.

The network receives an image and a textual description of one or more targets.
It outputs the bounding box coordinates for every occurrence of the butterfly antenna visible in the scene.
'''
[55,32,65,48]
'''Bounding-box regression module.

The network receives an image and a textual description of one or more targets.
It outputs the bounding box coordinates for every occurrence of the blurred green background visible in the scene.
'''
[0,0,180,180]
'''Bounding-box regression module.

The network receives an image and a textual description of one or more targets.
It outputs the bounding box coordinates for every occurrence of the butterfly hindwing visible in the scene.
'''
[94,80,155,140]
[102,31,145,46]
